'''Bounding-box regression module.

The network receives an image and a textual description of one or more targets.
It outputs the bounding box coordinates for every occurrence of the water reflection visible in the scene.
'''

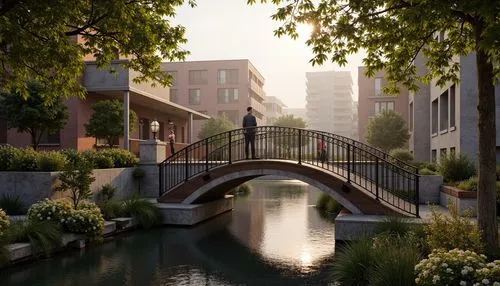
[1,180,335,286]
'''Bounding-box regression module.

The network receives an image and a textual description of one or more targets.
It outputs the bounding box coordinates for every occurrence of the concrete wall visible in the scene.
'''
[0,168,137,207]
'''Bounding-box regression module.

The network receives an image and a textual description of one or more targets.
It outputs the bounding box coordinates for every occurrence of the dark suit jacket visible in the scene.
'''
[242,113,257,133]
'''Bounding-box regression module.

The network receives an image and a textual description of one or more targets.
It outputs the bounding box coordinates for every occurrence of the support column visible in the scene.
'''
[123,91,130,151]
[188,112,194,144]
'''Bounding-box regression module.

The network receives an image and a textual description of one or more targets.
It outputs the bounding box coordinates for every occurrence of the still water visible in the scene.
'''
[1,180,336,286]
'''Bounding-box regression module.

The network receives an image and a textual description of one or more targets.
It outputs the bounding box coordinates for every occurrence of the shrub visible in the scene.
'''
[120,196,162,229]
[56,158,95,209]
[476,260,500,284]
[415,249,488,285]
[0,195,26,215]
[59,148,80,165]
[457,176,479,192]
[10,148,38,171]
[37,151,66,171]
[438,153,476,183]
[332,239,374,286]
[236,183,252,195]
[0,209,9,238]
[390,148,414,163]
[424,205,484,254]
[8,220,62,257]
[373,216,411,236]
[316,192,330,210]
[100,184,116,202]
[64,201,104,239]
[27,199,72,224]
[419,168,437,175]
[0,145,16,171]
[100,149,138,168]
[99,201,122,220]
[81,151,114,169]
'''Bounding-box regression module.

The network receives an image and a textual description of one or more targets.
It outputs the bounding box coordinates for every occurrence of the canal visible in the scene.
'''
[1,180,336,286]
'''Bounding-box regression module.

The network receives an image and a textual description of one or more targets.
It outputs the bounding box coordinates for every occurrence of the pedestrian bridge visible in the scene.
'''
[158,126,420,217]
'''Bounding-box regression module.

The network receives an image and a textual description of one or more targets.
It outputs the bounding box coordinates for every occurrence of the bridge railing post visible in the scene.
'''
[205,138,209,172]
[159,163,163,197]
[375,157,379,200]
[228,130,232,164]
[347,145,351,183]
[298,129,302,164]
[415,169,420,217]
[185,149,189,182]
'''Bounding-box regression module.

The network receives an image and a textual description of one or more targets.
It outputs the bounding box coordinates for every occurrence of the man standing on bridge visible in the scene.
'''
[242,106,257,159]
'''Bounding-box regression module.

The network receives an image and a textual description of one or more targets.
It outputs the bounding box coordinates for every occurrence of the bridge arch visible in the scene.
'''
[159,126,420,217]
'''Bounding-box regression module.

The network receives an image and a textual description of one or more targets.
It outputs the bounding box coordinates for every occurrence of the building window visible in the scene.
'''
[39,130,60,145]
[431,99,438,135]
[217,88,239,104]
[170,89,178,103]
[440,90,449,131]
[409,102,414,133]
[450,84,456,129]
[375,78,382,96]
[166,71,178,86]
[450,147,456,155]
[218,69,239,84]
[189,89,201,105]
[139,118,150,140]
[218,110,239,124]
[188,70,208,85]
[431,149,437,162]
[374,101,394,114]
[440,148,447,158]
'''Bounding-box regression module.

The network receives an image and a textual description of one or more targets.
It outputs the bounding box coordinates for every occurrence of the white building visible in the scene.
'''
[263,96,287,125]
[306,71,354,138]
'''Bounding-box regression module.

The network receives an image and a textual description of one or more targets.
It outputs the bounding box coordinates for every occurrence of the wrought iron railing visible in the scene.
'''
[159,126,420,217]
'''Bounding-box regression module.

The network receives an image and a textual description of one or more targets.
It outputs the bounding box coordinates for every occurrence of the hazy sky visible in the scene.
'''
[173,0,364,108]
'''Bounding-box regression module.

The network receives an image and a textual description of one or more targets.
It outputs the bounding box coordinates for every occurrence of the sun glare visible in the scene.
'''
[296,23,313,38]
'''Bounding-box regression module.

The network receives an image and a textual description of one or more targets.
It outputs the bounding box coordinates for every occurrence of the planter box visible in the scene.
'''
[0,168,137,207]
[440,185,477,216]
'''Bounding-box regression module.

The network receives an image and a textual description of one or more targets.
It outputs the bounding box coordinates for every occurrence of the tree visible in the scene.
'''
[273,114,307,157]
[0,0,195,99]
[198,115,235,140]
[56,157,95,209]
[85,100,137,148]
[0,81,68,150]
[250,0,500,254]
[365,110,409,152]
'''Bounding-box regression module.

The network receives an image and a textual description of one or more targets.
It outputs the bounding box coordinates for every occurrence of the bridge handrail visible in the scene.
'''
[159,126,420,217]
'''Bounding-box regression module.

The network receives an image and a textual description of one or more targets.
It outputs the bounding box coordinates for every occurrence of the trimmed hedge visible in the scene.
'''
[0,146,138,172]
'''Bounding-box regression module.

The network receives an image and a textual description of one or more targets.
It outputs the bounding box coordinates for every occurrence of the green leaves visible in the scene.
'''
[365,109,409,151]
[0,0,195,99]
[198,114,235,140]
[85,100,137,148]
[0,81,69,150]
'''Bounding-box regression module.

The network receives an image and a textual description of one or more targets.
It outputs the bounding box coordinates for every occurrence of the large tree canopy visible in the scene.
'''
[365,110,409,152]
[248,0,499,253]
[0,0,195,99]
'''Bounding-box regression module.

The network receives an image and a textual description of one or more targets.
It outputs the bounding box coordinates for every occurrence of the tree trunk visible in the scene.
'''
[30,131,38,151]
[475,23,498,254]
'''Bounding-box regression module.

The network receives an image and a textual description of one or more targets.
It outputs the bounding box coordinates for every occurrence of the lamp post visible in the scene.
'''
[150,120,160,140]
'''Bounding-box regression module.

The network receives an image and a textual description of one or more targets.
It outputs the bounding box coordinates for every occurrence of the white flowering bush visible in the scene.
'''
[64,201,104,238]
[415,249,500,285]
[0,208,9,237]
[27,199,104,239]
[27,199,72,224]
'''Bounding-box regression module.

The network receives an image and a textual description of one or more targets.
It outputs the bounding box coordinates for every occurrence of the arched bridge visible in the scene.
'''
[158,126,420,217]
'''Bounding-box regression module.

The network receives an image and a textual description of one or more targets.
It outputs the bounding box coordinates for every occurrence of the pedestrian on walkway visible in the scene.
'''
[242,106,257,159]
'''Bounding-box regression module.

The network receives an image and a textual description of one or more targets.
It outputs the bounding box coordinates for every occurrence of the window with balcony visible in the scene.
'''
[375,77,382,96]
[432,99,438,135]
[166,71,178,86]
[188,70,208,85]
[169,89,178,103]
[440,90,449,132]
[374,101,394,114]
[217,88,239,104]
[189,89,201,105]
[218,69,239,84]
[450,84,456,129]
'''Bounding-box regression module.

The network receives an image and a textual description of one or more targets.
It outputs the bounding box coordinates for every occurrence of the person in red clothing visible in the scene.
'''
[317,138,326,163]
